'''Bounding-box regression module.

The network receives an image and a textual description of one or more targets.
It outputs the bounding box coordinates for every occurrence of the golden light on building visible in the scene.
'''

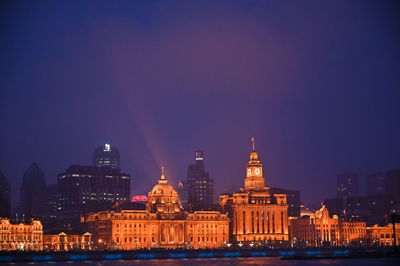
[367,223,400,247]
[219,138,289,246]
[0,218,43,251]
[83,167,229,250]
[43,232,92,251]
[289,205,367,247]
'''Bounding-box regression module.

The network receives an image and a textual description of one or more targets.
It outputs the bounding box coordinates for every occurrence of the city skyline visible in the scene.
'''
[1,0,400,208]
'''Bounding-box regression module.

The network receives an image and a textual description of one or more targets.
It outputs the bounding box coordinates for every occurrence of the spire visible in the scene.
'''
[161,166,166,180]
[251,137,255,151]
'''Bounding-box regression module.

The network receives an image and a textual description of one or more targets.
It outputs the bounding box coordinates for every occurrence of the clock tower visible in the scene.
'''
[244,137,266,191]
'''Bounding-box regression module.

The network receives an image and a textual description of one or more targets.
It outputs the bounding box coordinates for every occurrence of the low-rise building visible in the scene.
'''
[43,232,92,251]
[0,218,43,251]
[82,168,229,250]
[289,205,367,247]
[367,223,400,247]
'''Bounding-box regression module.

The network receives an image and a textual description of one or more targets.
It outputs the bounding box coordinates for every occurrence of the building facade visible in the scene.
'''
[366,171,386,196]
[219,139,289,246]
[289,205,367,247]
[0,218,43,251]
[337,172,359,198]
[324,195,397,226]
[0,171,11,218]
[187,151,214,210]
[367,223,400,247]
[93,144,120,169]
[83,168,229,250]
[19,163,47,218]
[57,165,130,229]
[176,181,189,210]
[43,232,92,251]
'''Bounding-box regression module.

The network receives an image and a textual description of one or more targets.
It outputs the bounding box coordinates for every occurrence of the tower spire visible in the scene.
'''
[251,137,255,151]
[161,166,166,180]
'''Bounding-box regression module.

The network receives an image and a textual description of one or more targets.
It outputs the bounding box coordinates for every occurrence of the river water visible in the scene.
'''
[7,257,400,265]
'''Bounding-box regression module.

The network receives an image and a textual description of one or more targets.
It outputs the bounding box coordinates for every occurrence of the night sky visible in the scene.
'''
[1,0,399,208]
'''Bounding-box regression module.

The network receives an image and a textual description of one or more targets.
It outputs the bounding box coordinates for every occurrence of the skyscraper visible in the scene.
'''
[93,144,120,169]
[366,171,386,196]
[57,165,130,229]
[0,171,11,218]
[19,163,47,218]
[187,150,214,210]
[176,180,189,210]
[337,172,359,198]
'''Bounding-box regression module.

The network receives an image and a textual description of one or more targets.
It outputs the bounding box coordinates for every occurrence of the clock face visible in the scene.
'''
[247,169,251,176]
[255,168,261,175]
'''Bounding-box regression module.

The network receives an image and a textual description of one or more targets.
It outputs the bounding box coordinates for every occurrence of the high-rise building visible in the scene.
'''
[19,163,47,218]
[0,171,11,218]
[93,144,120,169]
[176,180,189,210]
[386,168,400,200]
[324,195,397,226]
[366,171,386,196]
[219,138,289,246]
[187,151,214,210]
[57,165,130,229]
[270,187,300,217]
[337,172,359,198]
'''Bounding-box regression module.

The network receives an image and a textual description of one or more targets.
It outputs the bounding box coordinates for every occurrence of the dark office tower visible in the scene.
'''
[41,184,59,229]
[57,165,130,228]
[336,171,359,198]
[20,163,47,218]
[386,168,400,200]
[187,150,214,210]
[270,187,301,217]
[0,171,11,218]
[93,144,120,169]
[176,181,188,210]
[366,171,386,196]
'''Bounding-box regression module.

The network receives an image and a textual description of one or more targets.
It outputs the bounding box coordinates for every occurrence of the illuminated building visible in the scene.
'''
[219,138,289,246]
[339,221,367,246]
[57,165,130,229]
[0,171,11,218]
[83,168,229,250]
[367,223,400,246]
[289,205,367,247]
[187,150,214,210]
[0,218,43,251]
[43,232,92,251]
[19,163,47,218]
[93,144,120,169]
[337,172,359,198]
[289,205,339,247]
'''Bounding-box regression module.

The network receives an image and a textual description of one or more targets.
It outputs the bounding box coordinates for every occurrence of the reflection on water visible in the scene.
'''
[7,257,400,266]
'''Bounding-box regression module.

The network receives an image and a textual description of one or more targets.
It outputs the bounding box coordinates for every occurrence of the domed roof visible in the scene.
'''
[148,167,180,204]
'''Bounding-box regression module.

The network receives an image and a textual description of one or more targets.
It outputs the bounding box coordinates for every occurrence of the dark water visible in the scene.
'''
[7,257,400,266]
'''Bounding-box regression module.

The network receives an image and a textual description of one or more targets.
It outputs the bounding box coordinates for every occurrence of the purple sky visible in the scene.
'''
[1,0,399,207]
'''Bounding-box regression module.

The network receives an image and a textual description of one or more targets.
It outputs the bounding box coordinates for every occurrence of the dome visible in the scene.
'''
[147,167,182,214]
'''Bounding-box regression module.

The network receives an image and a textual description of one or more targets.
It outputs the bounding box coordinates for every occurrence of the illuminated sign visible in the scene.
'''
[131,195,148,202]
[104,144,111,151]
